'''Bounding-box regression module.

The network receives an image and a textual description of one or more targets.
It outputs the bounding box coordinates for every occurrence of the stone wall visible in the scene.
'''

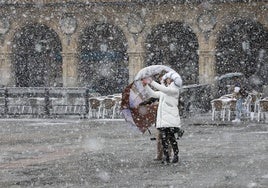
[0,1,267,87]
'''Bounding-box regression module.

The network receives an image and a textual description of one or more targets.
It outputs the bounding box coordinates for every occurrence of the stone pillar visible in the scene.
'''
[198,50,216,84]
[127,51,145,83]
[62,53,77,87]
[0,53,13,86]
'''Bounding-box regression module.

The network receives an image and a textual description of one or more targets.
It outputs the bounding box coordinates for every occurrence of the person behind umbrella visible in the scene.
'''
[142,71,182,164]
[152,71,169,161]
[232,76,248,123]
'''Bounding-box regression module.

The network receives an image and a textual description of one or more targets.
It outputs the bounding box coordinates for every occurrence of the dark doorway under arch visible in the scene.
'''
[78,23,128,95]
[216,19,268,89]
[12,24,63,87]
[145,22,199,85]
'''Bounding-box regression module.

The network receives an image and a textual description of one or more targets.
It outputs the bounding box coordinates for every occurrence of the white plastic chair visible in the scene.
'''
[257,99,268,122]
[113,96,122,118]
[102,98,116,119]
[88,98,102,119]
[226,100,237,121]
[211,99,226,121]
[226,95,252,121]
[250,93,262,121]
[242,95,252,118]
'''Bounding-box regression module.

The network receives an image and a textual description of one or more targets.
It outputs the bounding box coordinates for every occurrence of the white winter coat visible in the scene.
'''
[145,80,181,128]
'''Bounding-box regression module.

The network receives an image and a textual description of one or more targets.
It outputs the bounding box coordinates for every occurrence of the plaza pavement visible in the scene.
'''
[0,114,267,187]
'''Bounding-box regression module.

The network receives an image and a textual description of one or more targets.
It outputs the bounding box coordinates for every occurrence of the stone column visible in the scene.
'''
[0,53,13,86]
[198,50,216,84]
[127,51,145,83]
[62,53,77,87]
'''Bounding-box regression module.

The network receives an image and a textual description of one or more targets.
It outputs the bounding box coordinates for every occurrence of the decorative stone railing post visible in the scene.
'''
[4,87,8,115]
[84,88,89,118]
[44,88,50,117]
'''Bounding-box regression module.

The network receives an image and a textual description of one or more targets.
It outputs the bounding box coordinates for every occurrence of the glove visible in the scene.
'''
[142,77,152,84]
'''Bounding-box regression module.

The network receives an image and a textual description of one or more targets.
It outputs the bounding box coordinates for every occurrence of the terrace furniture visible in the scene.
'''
[257,98,268,122]
[88,98,102,119]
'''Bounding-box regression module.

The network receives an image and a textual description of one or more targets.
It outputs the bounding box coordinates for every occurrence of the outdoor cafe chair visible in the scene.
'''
[211,99,226,121]
[88,98,102,119]
[257,98,268,122]
[113,95,122,118]
[226,95,252,121]
[243,94,253,119]
[102,98,117,119]
[226,99,237,121]
[249,93,262,120]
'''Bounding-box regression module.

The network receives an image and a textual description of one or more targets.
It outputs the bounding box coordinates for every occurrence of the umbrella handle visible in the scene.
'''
[148,128,157,140]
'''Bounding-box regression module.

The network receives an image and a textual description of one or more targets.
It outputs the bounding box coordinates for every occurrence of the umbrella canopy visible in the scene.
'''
[121,65,181,133]
[134,65,173,81]
[218,72,244,81]
[215,72,246,98]
[121,82,157,133]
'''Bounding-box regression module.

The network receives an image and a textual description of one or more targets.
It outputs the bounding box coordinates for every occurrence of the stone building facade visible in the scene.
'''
[0,0,267,95]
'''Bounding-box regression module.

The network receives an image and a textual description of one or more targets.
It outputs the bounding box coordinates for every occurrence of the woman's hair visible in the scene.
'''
[162,71,182,87]
[154,70,168,83]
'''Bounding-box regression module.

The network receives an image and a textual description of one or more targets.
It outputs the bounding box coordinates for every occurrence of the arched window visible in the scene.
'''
[216,19,268,87]
[78,23,128,95]
[145,22,199,85]
[12,24,62,87]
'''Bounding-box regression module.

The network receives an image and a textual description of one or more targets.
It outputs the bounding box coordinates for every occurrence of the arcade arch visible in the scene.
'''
[78,23,128,95]
[215,19,268,87]
[145,21,199,85]
[12,23,63,87]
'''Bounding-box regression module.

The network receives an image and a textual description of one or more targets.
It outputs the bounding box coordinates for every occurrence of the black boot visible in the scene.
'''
[160,128,170,165]
[162,155,170,165]
[172,155,179,163]
[170,136,179,163]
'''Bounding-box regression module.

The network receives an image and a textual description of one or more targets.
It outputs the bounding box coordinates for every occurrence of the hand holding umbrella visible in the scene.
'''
[141,77,152,86]
[121,65,179,133]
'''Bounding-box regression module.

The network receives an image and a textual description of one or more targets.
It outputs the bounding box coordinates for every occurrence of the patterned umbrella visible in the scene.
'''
[121,65,177,133]
[134,65,173,81]
[121,82,158,133]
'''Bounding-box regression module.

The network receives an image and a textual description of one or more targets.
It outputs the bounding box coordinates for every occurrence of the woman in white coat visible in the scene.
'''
[142,71,182,164]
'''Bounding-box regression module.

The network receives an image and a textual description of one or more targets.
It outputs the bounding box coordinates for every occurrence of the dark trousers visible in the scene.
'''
[158,127,179,159]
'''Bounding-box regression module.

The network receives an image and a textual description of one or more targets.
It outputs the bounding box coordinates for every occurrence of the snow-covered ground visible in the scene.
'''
[0,116,267,188]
